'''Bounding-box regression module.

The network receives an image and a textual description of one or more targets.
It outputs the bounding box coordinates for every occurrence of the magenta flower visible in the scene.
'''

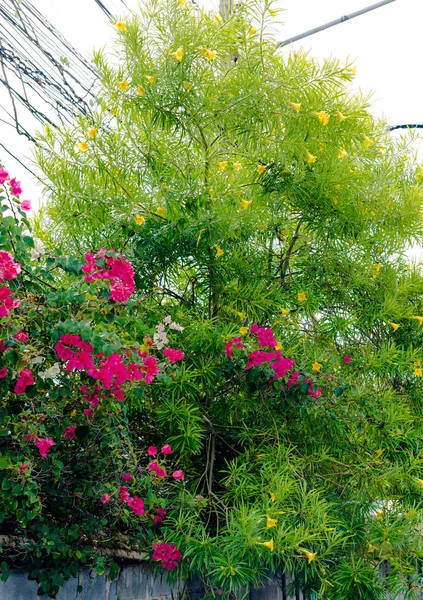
[122,473,132,481]
[156,467,167,478]
[287,370,300,388]
[343,355,351,364]
[152,542,182,570]
[308,384,322,399]
[163,347,185,363]
[161,444,172,455]
[119,486,130,502]
[250,323,259,334]
[101,493,110,504]
[0,167,9,184]
[83,408,93,418]
[153,507,167,525]
[63,426,75,440]
[35,437,55,458]
[14,368,34,394]
[0,251,21,282]
[10,178,23,195]
[26,434,34,442]
[147,445,158,457]
[20,200,31,211]
[172,470,184,480]
[126,494,145,516]
[18,464,29,474]
[148,461,159,472]
[0,367,7,379]
[13,331,28,343]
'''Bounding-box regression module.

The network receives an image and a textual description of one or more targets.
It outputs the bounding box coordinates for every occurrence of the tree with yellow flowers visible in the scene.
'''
[31,0,423,597]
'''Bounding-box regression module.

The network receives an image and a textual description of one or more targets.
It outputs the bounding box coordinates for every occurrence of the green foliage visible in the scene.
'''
[25,0,423,597]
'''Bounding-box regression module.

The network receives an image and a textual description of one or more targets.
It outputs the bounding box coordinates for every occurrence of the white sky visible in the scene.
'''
[2,0,422,204]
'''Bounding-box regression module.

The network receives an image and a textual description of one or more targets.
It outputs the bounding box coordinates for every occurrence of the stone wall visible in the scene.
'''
[0,567,420,599]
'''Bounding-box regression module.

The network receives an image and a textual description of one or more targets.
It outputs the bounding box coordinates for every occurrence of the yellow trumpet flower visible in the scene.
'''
[217,161,227,172]
[363,136,374,148]
[119,80,129,91]
[299,548,317,563]
[388,322,400,332]
[171,47,184,61]
[136,85,144,96]
[239,327,248,335]
[290,102,301,112]
[76,141,88,152]
[261,539,274,552]
[207,49,217,60]
[257,164,267,174]
[266,517,277,529]
[241,200,252,209]
[146,75,156,84]
[337,148,348,159]
[306,151,317,164]
[337,111,346,122]
[411,316,423,326]
[298,292,307,302]
[314,111,329,126]
[88,127,97,139]
[215,246,224,257]
[155,207,166,217]
[312,362,322,372]
[135,214,145,225]
[115,21,127,31]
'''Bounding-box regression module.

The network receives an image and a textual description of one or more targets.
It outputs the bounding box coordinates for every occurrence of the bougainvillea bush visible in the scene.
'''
[0,169,188,596]
[6,0,423,598]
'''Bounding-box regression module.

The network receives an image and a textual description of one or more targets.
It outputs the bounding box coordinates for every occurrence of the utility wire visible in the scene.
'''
[277,0,397,47]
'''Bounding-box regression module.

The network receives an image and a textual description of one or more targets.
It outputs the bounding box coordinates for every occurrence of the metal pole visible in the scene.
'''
[277,0,397,47]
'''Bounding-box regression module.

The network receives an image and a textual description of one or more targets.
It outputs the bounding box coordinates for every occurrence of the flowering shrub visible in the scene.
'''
[0,166,185,596]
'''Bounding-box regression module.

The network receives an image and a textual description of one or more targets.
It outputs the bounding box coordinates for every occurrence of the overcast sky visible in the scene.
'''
[2,0,422,204]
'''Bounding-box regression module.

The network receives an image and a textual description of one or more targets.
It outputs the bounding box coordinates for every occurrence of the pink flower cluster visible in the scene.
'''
[163,347,184,363]
[14,368,34,394]
[10,178,22,196]
[35,437,55,458]
[0,251,21,282]
[54,333,161,406]
[82,249,135,302]
[229,324,323,400]
[152,542,182,570]
[225,337,243,358]
[0,286,20,318]
[0,168,9,185]
[119,485,145,516]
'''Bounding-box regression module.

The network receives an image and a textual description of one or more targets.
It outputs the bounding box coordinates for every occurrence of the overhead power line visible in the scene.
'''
[277,0,397,47]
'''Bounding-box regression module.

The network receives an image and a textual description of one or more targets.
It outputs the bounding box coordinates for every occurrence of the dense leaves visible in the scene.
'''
[6,0,423,597]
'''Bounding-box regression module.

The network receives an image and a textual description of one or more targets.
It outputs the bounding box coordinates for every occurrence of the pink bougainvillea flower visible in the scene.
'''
[152,542,182,570]
[343,355,351,364]
[257,327,277,349]
[14,368,34,394]
[287,370,300,388]
[20,200,31,211]
[119,486,130,502]
[225,337,244,358]
[148,461,159,472]
[122,473,132,481]
[126,494,145,516]
[308,384,322,399]
[163,347,185,363]
[26,434,34,442]
[83,408,93,418]
[13,331,28,343]
[271,357,295,379]
[147,445,158,457]
[172,470,184,480]
[63,426,75,441]
[18,464,29,474]
[0,367,7,379]
[0,251,21,282]
[82,249,135,303]
[155,467,167,478]
[153,507,167,525]
[101,493,110,504]
[0,286,20,318]
[9,178,23,196]
[250,323,259,334]
[35,437,55,458]
[161,444,172,455]
[0,167,9,184]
